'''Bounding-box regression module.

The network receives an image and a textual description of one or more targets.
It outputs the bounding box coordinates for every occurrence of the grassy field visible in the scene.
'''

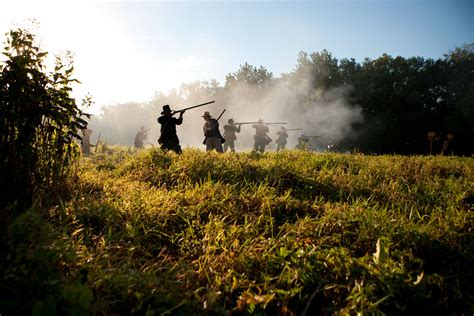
[3,148,473,315]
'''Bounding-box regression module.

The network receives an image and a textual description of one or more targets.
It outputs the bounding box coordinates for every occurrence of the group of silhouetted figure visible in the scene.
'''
[80,102,321,156]
[153,104,317,154]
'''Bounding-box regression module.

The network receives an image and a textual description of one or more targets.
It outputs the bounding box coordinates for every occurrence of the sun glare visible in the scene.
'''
[1,1,145,113]
[1,1,220,114]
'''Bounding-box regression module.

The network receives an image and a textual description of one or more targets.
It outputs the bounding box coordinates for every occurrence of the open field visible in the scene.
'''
[2,148,473,315]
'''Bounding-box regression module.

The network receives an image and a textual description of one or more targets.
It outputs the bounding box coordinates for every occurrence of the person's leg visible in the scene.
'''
[205,138,213,151]
[212,137,224,153]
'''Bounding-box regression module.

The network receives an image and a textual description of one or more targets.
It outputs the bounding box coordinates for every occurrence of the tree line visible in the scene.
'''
[91,45,473,155]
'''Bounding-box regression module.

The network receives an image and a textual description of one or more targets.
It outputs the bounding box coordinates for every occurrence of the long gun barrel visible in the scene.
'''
[235,122,260,125]
[235,122,287,125]
[285,128,303,131]
[217,108,226,121]
[172,101,215,114]
[95,133,101,153]
[308,136,321,138]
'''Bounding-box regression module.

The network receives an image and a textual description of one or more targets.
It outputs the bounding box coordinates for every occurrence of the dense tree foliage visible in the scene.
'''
[0,28,90,210]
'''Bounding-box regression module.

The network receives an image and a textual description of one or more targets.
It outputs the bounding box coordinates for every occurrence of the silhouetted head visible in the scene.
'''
[228,118,234,124]
[161,105,172,115]
[281,126,286,130]
[258,119,263,123]
[202,111,212,120]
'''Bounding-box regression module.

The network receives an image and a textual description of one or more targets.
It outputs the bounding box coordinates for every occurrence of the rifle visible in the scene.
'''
[235,122,287,125]
[172,101,215,115]
[285,128,303,131]
[234,122,260,125]
[95,133,101,153]
[217,109,226,121]
[308,136,321,138]
[203,109,227,145]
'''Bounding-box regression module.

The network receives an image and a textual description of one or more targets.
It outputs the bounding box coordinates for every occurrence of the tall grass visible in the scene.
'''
[2,148,473,315]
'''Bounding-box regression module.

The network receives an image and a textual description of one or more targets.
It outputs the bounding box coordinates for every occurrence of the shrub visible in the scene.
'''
[0,27,90,211]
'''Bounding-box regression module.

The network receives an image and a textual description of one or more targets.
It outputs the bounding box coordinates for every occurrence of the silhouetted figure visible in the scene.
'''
[202,111,224,152]
[157,105,183,154]
[223,118,241,152]
[296,134,309,150]
[275,126,289,151]
[80,128,95,156]
[252,119,271,153]
[134,126,148,149]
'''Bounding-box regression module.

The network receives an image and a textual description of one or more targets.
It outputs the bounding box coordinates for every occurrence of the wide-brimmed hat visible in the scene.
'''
[202,111,212,118]
[161,105,172,114]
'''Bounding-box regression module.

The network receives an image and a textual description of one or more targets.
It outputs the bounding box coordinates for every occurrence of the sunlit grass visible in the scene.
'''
[5,148,472,315]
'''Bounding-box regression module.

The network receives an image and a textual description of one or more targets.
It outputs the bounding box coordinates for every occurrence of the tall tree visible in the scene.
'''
[225,62,274,89]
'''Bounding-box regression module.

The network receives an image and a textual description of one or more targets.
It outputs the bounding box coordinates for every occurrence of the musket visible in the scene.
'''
[95,133,101,153]
[172,101,215,115]
[202,108,226,145]
[217,109,226,121]
[234,122,260,125]
[235,122,287,125]
[284,128,303,131]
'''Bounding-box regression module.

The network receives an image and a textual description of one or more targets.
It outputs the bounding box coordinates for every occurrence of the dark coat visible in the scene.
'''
[158,115,182,144]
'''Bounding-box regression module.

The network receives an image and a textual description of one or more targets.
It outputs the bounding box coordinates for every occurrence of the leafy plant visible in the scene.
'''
[0,27,90,210]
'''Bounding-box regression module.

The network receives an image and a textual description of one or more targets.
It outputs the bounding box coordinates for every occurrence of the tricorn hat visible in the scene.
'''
[202,111,212,118]
[161,104,172,114]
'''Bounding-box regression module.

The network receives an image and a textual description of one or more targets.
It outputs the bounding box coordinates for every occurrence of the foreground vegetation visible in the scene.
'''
[2,148,473,315]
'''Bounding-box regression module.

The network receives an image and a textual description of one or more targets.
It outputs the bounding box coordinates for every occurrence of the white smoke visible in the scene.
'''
[214,75,363,151]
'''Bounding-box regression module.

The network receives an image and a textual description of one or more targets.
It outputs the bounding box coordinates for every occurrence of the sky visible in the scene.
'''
[1,0,472,114]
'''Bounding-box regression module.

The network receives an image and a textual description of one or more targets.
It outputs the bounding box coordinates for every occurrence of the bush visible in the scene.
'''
[0,27,90,211]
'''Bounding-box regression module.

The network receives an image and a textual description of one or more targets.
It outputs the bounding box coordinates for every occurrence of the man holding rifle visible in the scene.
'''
[252,119,271,153]
[134,126,149,149]
[202,111,224,153]
[157,105,184,154]
[275,127,303,151]
[157,101,215,154]
[223,118,241,152]
[275,126,288,151]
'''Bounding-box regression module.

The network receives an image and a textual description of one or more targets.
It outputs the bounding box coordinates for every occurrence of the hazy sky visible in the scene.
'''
[1,0,472,114]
